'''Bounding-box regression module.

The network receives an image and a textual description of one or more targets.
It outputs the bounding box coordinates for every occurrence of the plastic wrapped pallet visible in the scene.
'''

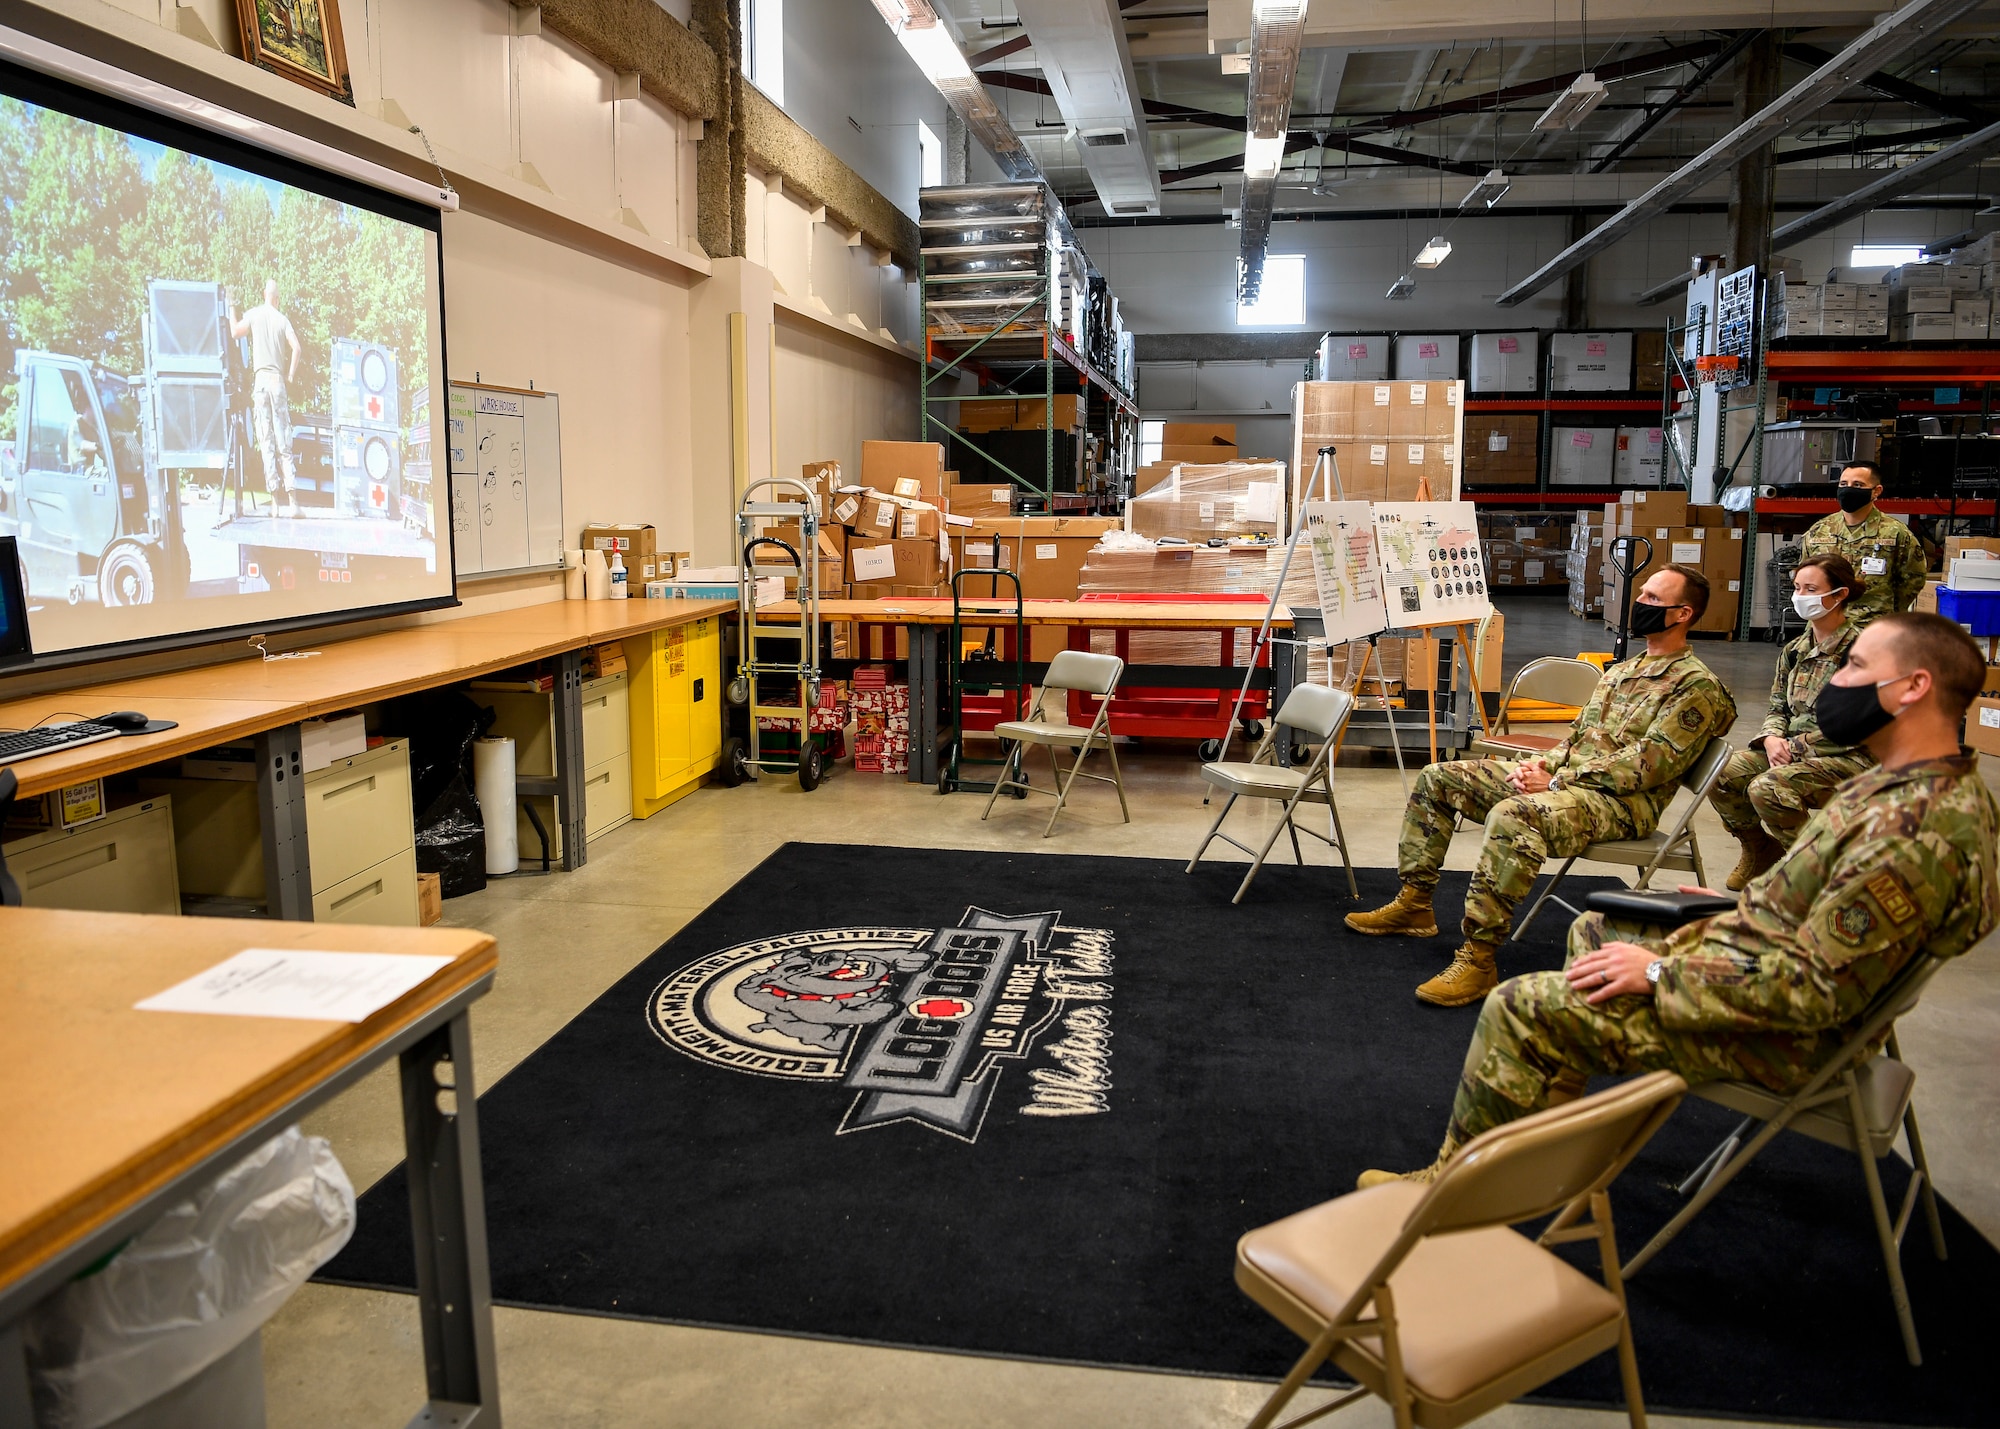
[1124,461,1286,543]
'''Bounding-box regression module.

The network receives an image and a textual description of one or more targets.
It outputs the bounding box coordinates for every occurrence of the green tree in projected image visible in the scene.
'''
[0,96,427,435]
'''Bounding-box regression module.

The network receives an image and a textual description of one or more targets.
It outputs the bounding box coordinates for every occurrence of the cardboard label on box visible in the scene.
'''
[892,477,924,499]
[1370,444,1387,465]
[833,495,861,524]
[1408,444,1425,464]
[1671,542,1703,563]
[1035,543,1058,560]
[1410,382,1428,404]
[1489,432,1508,451]
[1968,696,2000,756]
[1374,385,1391,406]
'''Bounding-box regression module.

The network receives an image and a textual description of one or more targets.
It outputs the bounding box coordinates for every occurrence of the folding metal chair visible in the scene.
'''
[1469,657,1603,762]
[1513,737,1732,939]
[1185,684,1357,904]
[981,649,1128,837]
[1235,1072,1686,1429]
[1621,953,1950,1366]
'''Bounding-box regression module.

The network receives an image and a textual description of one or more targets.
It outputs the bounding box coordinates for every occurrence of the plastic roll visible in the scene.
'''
[564,549,586,600]
[583,548,610,600]
[473,737,519,875]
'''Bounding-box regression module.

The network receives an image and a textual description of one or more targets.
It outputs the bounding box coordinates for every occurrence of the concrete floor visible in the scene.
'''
[266,598,2000,1428]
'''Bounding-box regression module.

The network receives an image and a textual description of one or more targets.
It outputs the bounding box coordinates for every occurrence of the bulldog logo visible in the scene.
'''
[647,907,1115,1142]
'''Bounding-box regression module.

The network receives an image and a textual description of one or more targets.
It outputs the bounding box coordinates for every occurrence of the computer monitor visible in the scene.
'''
[0,536,30,670]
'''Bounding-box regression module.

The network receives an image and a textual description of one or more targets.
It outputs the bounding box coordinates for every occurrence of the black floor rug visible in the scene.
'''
[321,843,1997,1426]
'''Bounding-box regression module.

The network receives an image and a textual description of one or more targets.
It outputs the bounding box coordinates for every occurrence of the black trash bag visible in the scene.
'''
[384,689,494,898]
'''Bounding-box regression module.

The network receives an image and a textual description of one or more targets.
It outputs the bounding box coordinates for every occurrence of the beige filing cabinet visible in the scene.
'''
[475,673,632,864]
[3,797,181,915]
[138,739,420,926]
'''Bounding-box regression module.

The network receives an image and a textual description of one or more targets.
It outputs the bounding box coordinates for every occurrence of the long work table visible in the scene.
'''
[0,908,502,1428]
[0,598,735,915]
[762,596,1303,784]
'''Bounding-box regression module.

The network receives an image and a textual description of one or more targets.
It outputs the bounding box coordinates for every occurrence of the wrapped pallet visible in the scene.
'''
[1124,461,1287,543]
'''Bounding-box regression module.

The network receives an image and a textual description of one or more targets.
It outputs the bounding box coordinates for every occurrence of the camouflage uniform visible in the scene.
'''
[1709,619,1873,847]
[1800,507,1928,624]
[1397,649,1736,946]
[1443,752,2000,1150]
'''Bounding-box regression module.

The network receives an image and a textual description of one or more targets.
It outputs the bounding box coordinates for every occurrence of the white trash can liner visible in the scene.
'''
[24,1127,355,1429]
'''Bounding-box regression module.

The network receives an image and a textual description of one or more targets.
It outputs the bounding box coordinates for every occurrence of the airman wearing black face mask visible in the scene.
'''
[1799,461,1928,625]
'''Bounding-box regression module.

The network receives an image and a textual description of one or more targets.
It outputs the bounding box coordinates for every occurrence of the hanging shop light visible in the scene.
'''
[1459,168,1512,210]
[1413,236,1454,268]
[1533,73,1608,132]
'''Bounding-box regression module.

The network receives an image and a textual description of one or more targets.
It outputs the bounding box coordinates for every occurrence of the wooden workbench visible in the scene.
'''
[0,908,502,1425]
[0,598,736,912]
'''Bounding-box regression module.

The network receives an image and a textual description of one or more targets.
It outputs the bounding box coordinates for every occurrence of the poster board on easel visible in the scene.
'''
[448,382,564,579]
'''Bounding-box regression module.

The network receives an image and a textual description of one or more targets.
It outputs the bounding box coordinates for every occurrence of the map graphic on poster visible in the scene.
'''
[1372,501,1492,626]
[1300,501,1387,644]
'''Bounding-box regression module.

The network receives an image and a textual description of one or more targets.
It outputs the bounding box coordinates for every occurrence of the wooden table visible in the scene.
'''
[2,598,735,912]
[762,597,1302,784]
[0,909,502,1427]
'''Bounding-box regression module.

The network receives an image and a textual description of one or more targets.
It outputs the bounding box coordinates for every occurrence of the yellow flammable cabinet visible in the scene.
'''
[626,614,723,817]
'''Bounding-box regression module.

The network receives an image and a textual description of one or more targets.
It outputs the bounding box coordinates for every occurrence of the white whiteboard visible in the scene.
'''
[448,384,564,578]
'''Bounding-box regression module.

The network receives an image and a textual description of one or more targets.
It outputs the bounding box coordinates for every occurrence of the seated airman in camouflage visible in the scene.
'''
[1712,553,1874,889]
[1360,612,2000,1188]
[1346,563,1736,1008]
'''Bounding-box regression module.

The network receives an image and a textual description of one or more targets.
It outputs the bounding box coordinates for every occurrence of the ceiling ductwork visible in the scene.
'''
[871,0,1040,180]
[1013,0,1161,216]
[1494,0,1986,306]
[1237,0,1307,303]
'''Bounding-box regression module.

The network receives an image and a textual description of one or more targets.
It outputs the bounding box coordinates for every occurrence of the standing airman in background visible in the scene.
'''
[1800,460,1927,624]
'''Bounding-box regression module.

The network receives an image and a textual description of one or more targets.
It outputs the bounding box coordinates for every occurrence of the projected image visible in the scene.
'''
[0,92,446,656]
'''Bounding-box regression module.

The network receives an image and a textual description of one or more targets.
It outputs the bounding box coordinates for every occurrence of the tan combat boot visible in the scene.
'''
[1357,1137,1460,1190]
[1343,884,1438,938]
[1726,828,1784,891]
[1415,940,1500,1007]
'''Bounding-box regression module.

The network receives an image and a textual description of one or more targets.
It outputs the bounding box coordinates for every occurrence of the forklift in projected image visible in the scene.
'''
[0,279,431,610]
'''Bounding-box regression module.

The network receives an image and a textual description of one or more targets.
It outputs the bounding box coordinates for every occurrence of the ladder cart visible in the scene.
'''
[721,478,827,790]
[938,568,1031,794]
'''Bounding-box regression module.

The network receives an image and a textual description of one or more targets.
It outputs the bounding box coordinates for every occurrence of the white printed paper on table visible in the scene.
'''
[1300,501,1388,644]
[135,949,456,1023]
[1371,501,1493,626]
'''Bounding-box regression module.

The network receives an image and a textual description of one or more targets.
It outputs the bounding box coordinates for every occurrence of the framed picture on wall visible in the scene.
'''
[233,0,353,106]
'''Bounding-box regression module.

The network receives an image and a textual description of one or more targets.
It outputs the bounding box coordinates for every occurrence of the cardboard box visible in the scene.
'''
[1946,537,2000,563]
[896,506,942,541]
[861,440,946,502]
[1161,422,1237,447]
[1619,489,1690,526]
[1462,414,1540,486]
[842,489,902,540]
[1634,329,1666,391]
[581,523,657,561]
[1893,313,1955,341]
[1549,332,1634,391]
[1159,443,1239,465]
[848,538,943,586]
[1550,426,1616,485]
[946,482,1014,517]
[960,395,1081,432]
[1967,696,2000,757]
[1688,504,1728,528]
[417,872,443,927]
[1388,380,1461,440]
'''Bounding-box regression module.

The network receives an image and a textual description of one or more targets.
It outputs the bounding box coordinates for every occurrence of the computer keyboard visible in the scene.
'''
[0,722,122,766]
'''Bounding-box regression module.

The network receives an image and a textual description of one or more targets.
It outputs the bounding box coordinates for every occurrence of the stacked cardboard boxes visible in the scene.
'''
[1568,511,1606,617]
[850,667,910,774]
[1462,414,1539,487]
[1291,380,1463,501]
[1478,512,1573,589]
[1888,264,1974,341]
[1598,494,1745,634]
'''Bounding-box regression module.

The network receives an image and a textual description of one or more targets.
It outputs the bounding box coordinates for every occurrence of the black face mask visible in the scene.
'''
[1837,484,1875,513]
[1815,677,1897,746]
[1629,601,1679,636]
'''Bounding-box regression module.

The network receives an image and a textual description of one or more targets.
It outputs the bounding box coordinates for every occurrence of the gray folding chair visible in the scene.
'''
[1622,953,1949,1366]
[1469,657,1603,762]
[981,649,1129,837]
[1186,683,1357,904]
[1514,737,1732,938]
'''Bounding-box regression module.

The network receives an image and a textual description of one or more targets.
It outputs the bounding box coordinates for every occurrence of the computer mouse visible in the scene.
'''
[98,710,154,732]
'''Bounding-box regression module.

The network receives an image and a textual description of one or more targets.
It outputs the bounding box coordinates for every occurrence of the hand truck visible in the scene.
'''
[938,567,1031,794]
[720,478,827,790]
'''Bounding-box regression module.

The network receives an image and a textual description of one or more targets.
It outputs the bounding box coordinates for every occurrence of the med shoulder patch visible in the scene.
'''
[1865,872,1919,926]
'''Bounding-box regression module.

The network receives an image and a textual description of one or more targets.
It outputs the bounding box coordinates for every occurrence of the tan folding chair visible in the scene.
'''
[1469,657,1603,761]
[1621,953,1949,1366]
[1236,1072,1687,1429]
[1513,738,1732,938]
[981,649,1129,837]
[1186,684,1357,904]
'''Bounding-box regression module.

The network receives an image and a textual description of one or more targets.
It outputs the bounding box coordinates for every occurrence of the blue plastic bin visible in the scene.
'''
[1937,585,2000,636]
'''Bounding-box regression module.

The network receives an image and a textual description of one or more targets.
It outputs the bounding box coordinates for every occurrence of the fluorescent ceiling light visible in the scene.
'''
[1243,134,1288,179]
[1413,236,1453,268]
[1533,73,1608,132]
[1460,168,1511,210]
[1386,275,1417,300]
[891,17,973,84]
